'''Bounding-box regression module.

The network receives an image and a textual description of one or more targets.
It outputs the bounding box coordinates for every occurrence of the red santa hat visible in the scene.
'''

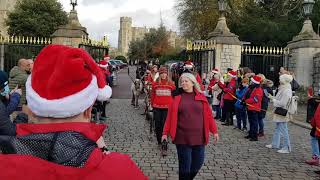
[98,59,109,68]
[184,60,194,69]
[26,45,112,118]
[228,71,237,78]
[212,68,219,74]
[251,75,262,84]
[104,54,110,61]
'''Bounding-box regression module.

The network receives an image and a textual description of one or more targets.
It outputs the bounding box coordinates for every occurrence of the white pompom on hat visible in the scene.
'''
[26,45,112,118]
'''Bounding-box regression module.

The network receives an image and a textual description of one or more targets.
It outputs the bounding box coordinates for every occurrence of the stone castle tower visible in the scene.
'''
[118,17,133,56]
[118,17,148,57]
[0,0,17,36]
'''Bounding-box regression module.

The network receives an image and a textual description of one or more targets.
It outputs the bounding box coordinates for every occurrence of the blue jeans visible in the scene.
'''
[258,113,265,134]
[212,105,221,119]
[235,108,247,129]
[176,144,205,178]
[271,122,291,151]
[311,136,320,157]
[247,111,258,138]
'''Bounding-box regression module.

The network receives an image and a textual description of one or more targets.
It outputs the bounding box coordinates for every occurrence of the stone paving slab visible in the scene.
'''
[104,99,320,180]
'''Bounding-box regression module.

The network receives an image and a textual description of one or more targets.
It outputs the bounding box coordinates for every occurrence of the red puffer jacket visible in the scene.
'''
[162,90,218,145]
[151,80,175,109]
[218,78,236,101]
[311,105,320,137]
[0,123,147,180]
[244,87,263,111]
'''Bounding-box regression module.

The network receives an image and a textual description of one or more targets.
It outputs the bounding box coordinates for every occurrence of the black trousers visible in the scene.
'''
[154,108,168,144]
[221,100,235,125]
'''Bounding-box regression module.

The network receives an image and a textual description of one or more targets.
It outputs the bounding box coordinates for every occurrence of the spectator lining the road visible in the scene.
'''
[234,77,249,131]
[0,45,147,180]
[306,101,320,166]
[162,72,219,179]
[243,75,263,141]
[266,74,293,153]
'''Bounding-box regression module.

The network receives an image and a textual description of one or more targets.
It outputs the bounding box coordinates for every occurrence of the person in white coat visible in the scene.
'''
[266,74,293,153]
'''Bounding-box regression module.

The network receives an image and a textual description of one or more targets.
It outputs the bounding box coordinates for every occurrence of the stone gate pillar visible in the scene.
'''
[51,9,88,48]
[207,16,241,73]
[287,19,320,88]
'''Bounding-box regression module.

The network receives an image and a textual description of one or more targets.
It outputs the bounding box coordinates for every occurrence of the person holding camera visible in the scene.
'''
[265,74,293,153]
[161,73,219,180]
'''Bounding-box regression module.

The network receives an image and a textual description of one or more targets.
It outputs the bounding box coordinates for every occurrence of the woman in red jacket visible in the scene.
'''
[161,73,219,180]
[151,66,175,147]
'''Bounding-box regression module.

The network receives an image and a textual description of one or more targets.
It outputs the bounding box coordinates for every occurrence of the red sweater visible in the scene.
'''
[244,87,263,111]
[218,78,236,101]
[0,123,147,180]
[163,90,218,145]
[151,80,175,108]
[208,79,219,92]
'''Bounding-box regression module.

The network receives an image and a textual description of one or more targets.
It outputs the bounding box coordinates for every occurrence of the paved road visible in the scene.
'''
[104,68,319,179]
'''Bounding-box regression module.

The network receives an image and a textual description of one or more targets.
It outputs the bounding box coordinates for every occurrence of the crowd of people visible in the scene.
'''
[0,45,147,179]
[0,43,319,179]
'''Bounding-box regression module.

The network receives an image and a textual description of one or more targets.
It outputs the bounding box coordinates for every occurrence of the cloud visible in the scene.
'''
[58,0,179,48]
[81,0,128,8]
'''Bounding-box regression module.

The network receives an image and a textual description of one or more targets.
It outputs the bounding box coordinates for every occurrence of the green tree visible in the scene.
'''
[128,25,172,63]
[176,0,320,47]
[6,0,68,37]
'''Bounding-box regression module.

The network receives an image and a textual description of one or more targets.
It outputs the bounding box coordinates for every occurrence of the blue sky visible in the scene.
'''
[58,0,179,48]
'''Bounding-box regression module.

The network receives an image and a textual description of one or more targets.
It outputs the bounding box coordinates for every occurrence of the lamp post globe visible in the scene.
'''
[218,0,227,12]
[70,0,78,11]
[303,0,315,19]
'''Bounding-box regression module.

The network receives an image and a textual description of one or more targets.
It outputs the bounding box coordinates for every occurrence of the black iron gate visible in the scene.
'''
[3,44,47,73]
[241,46,288,86]
[186,40,216,75]
[79,44,108,63]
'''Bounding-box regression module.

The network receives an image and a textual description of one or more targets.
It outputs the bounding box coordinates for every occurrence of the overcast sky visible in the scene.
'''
[58,0,179,48]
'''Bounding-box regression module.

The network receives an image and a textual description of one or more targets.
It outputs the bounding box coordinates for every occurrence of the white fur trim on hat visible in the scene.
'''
[184,64,193,69]
[228,72,236,78]
[251,77,260,84]
[212,70,219,74]
[98,64,108,68]
[27,75,100,118]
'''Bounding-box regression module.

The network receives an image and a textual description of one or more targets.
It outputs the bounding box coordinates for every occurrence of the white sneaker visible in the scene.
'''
[277,149,290,154]
[265,144,273,149]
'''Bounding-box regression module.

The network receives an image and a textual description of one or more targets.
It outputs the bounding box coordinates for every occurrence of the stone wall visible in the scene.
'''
[313,53,320,94]
[215,44,241,73]
[287,47,320,88]
[0,0,17,36]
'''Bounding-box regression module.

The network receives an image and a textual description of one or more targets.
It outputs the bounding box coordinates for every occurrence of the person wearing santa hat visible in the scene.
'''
[242,75,263,141]
[97,54,112,121]
[151,66,175,155]
[218,70,237,126]
[0,45,147,179]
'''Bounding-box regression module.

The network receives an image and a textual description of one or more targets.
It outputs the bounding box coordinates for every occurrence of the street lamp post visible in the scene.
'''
[70,0,78,11]
[218,0,227,17]
[302,0,315,19]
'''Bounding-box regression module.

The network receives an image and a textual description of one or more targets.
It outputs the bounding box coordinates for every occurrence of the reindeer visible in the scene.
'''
[131,79,143,109]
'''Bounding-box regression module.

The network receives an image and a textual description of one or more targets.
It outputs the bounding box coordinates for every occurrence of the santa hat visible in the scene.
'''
[184,60,194,69]
[251,75,262,84]
[228,71,237,78]
[159,67,167,74]
[26,45,112,118]
[104,54,110,61]
[212,68,219,74]
[98,59,108,68]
